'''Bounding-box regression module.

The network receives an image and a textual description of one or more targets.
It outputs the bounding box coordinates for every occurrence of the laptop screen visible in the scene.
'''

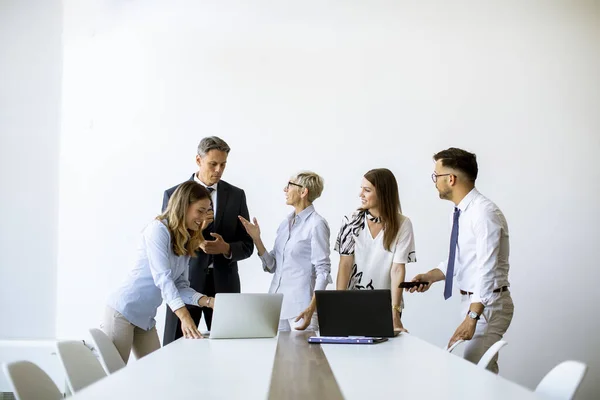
[315,290,396,337]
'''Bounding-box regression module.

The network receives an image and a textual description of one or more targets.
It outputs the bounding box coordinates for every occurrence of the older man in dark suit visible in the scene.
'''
[162,136,253,345]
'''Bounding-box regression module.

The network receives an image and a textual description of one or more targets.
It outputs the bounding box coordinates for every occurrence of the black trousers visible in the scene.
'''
[163,269,215,345]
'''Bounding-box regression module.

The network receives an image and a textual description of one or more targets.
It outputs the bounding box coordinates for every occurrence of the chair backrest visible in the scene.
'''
[477,340,508,369]
[446,339,465,353]
[88,328,126,374]
[535,361,588,400]
[2,360,63,400]
[55,340,107,393]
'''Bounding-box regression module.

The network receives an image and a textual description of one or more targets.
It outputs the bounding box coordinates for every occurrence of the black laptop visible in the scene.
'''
[315,289,397,338]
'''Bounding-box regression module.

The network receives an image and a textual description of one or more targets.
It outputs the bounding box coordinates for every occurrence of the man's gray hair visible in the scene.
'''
[197,136,231,157]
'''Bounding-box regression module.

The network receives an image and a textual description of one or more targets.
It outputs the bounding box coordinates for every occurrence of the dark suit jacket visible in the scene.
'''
[161,175,254,294]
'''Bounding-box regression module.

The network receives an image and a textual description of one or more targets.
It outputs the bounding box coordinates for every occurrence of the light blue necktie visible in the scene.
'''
[444,207,461,300]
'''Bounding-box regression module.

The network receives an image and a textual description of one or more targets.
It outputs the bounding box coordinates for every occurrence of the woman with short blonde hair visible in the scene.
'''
[293,172,324,203]
[239,171,331,331]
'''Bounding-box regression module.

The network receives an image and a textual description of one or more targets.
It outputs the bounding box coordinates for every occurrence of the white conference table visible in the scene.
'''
[71,332,539,399]
[320,336,538,399]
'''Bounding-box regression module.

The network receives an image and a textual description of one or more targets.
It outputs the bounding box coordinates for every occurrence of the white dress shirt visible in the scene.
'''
[193,174,218,216]
[438,188,510,306]
[259,205,332,319]
[108,220,204,330]
[193,175,227,266]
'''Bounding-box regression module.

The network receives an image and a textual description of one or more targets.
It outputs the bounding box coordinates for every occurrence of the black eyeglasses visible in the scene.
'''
[287,181,303,189]
[431,173,453,183]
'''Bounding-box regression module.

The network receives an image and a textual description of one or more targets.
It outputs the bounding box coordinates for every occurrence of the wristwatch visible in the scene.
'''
[467,310,480,320]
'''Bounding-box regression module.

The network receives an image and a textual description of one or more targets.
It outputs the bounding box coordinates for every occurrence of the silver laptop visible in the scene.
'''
[206,293,283,339]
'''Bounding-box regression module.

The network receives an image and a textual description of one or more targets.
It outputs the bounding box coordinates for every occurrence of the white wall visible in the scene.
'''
[0,0,62,339]
[58,1,600,398]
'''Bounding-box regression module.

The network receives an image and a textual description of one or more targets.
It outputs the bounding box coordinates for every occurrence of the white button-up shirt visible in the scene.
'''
[193,175,218,216]
[108,220,204,330]
[192,175,228,265]
[438,188,511,306]
[259,205,332,319]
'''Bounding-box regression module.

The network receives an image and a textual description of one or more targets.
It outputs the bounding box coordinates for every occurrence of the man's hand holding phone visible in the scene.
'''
[405,274,432,293]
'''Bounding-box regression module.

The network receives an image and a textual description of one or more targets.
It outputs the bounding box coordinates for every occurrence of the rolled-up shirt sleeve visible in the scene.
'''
[260,221,287,273]
[144,222,187,312]
[471,210,502,306]
[312,220,332,291]
[439,260,448,277]
[259,249,277,273]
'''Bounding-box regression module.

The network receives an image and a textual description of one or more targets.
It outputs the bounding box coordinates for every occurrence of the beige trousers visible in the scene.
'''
[460,290,514,373]
[100,307,161,364]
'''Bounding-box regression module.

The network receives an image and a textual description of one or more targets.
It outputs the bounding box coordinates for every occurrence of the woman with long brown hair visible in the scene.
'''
[103,181,216,363]
[335,168,416,332]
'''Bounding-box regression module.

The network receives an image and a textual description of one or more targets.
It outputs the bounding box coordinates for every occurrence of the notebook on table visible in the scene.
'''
[308,336,388,344]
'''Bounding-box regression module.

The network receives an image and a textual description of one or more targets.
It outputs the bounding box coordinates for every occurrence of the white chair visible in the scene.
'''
[535,361,588,400]
[88,328,126,374]
[55,340,107,393]
[447,339,508,371]
[2,360,63,400]
[477,340,508,369]
[446,339,465,353]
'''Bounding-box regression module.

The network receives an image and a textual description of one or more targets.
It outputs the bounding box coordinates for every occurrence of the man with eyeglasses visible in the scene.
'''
[162,136,254,345]
[408,147,514,373]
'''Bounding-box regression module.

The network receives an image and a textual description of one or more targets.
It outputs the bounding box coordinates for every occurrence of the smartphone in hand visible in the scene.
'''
[399,281,429,289]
